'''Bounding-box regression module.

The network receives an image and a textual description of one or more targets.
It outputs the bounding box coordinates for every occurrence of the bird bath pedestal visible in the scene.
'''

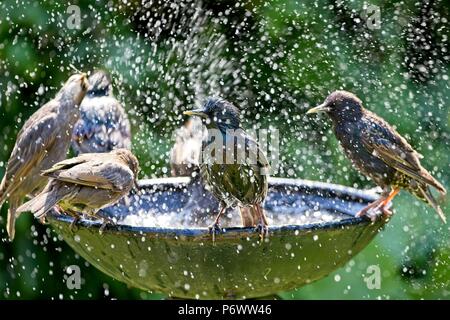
[48,177,387,299]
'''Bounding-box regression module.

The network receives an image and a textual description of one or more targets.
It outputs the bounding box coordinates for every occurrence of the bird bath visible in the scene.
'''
[48,177,387,299]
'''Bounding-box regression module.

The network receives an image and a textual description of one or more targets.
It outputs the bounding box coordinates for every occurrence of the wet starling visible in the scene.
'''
[17,149,139,226]
[0,73,89,240]
[72,70,131,155]
[184,98,270,239]
[307,90,447,222]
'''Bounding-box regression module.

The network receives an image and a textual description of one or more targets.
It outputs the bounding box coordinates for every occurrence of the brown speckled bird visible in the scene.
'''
[307,90,447,222]
[17,149,139,226]
[72,70,131,155]
[0,73,88,240]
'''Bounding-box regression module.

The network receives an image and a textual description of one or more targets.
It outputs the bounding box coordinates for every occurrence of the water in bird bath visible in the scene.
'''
[102,181,357,229]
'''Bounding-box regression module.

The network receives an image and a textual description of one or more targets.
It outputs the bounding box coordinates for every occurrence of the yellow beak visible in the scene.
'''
[183,109,208,118]
[306,103,330,114]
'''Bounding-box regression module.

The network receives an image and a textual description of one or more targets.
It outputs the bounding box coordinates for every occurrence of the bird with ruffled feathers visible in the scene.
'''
[184,97,270,240]
[17,148,139,230]
[0,73,89,240]
[72,70,131,155]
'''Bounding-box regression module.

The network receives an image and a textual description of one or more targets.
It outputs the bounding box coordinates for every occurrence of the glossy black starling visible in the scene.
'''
[307,90,447,222]
[72,70,131,155]
[184,98,270,239]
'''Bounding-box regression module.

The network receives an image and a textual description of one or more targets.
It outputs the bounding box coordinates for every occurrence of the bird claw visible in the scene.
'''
[208,223,223,243]
[99,217,116,235]
[254,224,269,241]
[70,217,80,232]
[356,202,393,222]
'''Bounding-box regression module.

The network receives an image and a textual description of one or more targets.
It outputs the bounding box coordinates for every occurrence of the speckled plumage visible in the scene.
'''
[0,73,88,240]
[72,70,131,155]
[184,98,270,237]
[308,90,447,222]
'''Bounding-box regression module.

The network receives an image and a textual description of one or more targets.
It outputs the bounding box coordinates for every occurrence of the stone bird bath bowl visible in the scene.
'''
[48,177,387,299]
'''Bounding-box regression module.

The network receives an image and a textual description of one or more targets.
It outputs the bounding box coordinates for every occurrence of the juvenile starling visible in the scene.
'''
[170,116,204,177]
[17,149,139,225]
[72,70,131,155]
[184,98,270,239]
[0,73,88,240]
[307,90,447,222]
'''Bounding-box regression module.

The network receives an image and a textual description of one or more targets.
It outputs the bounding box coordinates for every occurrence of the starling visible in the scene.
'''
[0,73,89,240]
[307,90,447,222]
[184,98,270,239]
[72,70,131,155]
[170,116,204,177]
[17,149,139,226]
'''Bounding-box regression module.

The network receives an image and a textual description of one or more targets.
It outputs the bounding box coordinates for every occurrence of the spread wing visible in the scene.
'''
[0,110,59,200]
[361,117,445,194]
[42,155,134,192]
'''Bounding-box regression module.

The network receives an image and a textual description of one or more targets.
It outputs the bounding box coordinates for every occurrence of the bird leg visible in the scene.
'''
[208,205,226,243]
[356,188,399,221]
[254,204,269,241]
[356,189,390,220]
[99,215,116,235]
[372,188,400,218]
[66,209,82,232]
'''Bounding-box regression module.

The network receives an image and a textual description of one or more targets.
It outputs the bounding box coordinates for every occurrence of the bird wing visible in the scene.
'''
[41,153,102,173]
[244,134,271,172]
[42,156,134,192]
[0,112,59,199]
[361,118,444,193]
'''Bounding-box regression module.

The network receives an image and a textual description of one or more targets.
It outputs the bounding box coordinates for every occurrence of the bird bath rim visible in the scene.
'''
[47,176,380,237]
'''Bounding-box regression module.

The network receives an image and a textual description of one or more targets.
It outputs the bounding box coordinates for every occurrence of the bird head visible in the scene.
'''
[112,148,140,184]
[183,97,240,132]
[60,73,89,105]
[87,70,112,96]
[307,90,364,123]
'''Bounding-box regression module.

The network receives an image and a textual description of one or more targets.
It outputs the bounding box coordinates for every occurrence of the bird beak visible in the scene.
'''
[306,103,330,114]
[183,109,208,118]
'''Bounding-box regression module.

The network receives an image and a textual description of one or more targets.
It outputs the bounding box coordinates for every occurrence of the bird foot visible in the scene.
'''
[70,217,81,232]
[254,224,269,241]
[356,202,393,222]
[208,223,223,243]
[99,217,116,235]
[39,215,48,225]
[372,203,393,220]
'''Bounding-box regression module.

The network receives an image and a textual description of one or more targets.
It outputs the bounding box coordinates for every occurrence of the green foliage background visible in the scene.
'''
[0,0,448,299]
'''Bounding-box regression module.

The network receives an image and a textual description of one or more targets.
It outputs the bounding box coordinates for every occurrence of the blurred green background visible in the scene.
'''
[0,0,448,299]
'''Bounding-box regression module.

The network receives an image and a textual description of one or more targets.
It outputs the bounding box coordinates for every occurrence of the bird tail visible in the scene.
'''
[6,197,19,241]
[239,207,258,227]
[0,174,17,241]
[17,181,68,219]
[239,204,268,227]
[415,184,447,224]
[0,174,9,207]
[421,168,447,198]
